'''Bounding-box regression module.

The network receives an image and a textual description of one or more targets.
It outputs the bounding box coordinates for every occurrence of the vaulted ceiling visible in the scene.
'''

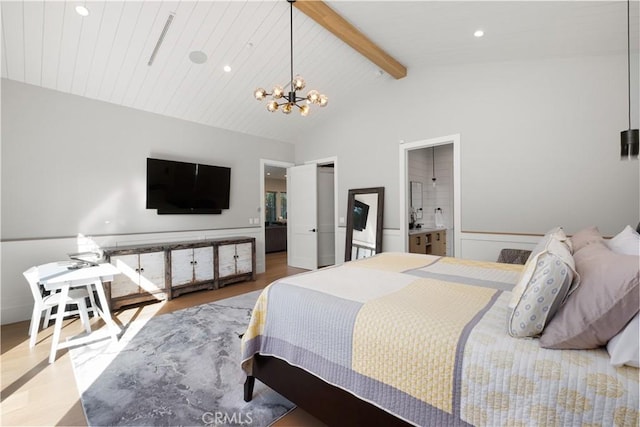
[1,1,637,144]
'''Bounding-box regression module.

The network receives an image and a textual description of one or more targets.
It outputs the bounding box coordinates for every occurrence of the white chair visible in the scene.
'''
[37,261,98,324]
[24,266,93,349]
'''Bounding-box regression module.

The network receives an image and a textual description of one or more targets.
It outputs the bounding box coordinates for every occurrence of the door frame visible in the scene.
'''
[304,156,340,265]
[259,159,295,265]
[398,134,461,257]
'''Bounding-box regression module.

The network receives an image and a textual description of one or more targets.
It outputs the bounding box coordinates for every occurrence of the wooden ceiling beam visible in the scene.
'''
[294,0,407,80]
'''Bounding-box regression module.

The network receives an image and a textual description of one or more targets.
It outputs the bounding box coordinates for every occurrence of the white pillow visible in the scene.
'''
[607,225,640,256]
[607,313,639,368]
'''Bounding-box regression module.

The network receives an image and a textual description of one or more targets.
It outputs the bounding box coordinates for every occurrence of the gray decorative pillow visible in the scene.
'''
[507,237,576,338]
[540,241,640,349]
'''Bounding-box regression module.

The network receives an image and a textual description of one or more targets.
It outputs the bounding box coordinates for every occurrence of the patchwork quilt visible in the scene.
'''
[241,252,639,426]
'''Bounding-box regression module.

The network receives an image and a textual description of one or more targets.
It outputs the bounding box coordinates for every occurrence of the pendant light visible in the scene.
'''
[621,0,639,159]
[253,0,327,116]
[431,146,437,187]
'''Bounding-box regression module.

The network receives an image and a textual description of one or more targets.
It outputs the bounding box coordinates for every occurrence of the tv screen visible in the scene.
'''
[352,199,370,231]
[146,158,230,214]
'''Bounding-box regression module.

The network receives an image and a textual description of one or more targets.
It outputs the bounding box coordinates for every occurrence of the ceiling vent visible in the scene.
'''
[148,13,175,66]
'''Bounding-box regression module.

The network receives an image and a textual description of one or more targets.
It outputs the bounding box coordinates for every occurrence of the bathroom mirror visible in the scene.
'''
[345,187,384,262]
[410,181,423,220]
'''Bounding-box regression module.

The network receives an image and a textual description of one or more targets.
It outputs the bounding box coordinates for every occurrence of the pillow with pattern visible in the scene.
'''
[507,235,577,338]
[508,227,572,310]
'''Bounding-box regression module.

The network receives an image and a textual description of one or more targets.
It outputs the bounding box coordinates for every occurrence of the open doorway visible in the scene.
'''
[264,165,288,254]
[260,159,294,272]
[399,135,461,257]
[407,144,454,255]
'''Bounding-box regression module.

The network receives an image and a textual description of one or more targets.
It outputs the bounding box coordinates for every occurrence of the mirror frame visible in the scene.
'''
[345,187,385,262]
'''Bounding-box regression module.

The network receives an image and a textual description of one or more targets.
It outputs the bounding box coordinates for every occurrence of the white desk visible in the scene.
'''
[38,262,122,363]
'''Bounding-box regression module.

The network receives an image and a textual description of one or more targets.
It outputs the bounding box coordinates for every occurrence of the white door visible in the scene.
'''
[218,244,237,278]
[235,242,253,274]
[138,252,165,294]
[110,254,140,298]
[193,247,214,282]
[287,164,318,270]
[171,249,194,287]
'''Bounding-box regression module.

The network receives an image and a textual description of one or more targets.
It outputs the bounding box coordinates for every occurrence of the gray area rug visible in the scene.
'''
[69,290,294,426]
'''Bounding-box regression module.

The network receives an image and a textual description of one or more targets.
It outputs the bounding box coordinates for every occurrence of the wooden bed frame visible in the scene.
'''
[244,354,412,426]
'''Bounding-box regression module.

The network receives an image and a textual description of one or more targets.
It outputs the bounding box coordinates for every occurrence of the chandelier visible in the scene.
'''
[253,0,327,116]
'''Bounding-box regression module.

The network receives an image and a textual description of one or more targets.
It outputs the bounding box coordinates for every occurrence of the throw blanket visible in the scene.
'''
[241,253,639,426]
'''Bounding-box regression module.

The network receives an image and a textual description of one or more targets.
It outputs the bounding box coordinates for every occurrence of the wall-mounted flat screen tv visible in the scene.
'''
[146,158,230,214]
[352,199,370,231]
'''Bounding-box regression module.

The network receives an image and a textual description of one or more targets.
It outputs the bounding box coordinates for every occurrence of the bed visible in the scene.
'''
[241,251,639,426]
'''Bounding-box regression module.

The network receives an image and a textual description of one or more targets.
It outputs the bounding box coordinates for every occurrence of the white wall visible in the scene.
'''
[1,79,294,324]
[295,55,639,238]
[1,80,294,239]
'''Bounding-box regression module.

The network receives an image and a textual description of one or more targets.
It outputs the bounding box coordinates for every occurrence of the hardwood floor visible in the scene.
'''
[1,252,325,426]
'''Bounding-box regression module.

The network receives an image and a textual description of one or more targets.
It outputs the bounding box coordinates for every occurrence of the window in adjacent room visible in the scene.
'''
[280,192,287,219]
[265,192,277,222]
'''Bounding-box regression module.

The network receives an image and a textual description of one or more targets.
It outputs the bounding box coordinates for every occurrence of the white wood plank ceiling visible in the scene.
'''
[1,1,638,144]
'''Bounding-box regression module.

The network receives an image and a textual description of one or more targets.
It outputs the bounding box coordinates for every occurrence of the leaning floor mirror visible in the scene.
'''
[345,187,384,261]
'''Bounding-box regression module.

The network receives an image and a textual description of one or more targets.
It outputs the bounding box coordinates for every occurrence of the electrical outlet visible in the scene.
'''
[254,217,259,224]
[248,218,253,225]
[339,216,345,224]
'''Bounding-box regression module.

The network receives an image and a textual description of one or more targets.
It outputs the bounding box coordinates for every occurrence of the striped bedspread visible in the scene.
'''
[241,252,639,426]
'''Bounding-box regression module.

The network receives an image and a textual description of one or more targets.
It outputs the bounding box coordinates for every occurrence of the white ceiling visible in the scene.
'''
[2,1,638,144]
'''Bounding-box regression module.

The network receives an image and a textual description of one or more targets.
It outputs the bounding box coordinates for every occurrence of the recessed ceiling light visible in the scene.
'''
[75,5,89,17]
[223,65,231,73]
[474,30,484,38]
[189,50,208,64]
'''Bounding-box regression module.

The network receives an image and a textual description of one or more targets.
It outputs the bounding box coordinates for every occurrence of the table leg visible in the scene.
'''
[93,279,121,343]
[49,285,69,364]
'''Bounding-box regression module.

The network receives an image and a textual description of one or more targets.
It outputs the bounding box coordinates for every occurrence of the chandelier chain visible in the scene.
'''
[290,0,294,93]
